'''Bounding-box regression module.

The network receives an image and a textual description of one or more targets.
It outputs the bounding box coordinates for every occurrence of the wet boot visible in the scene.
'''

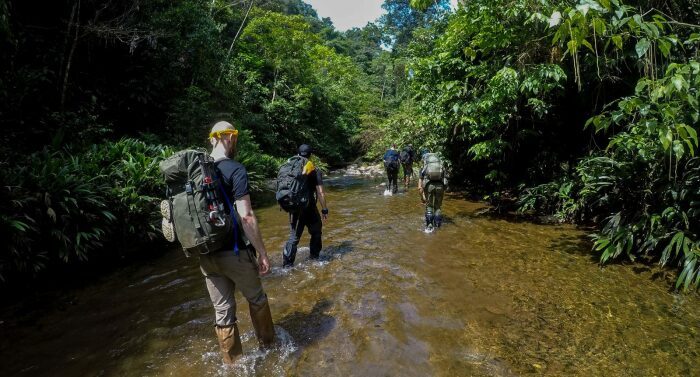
[249,301,275,348]
[283,244,296,268]
[434,209,443,228]
[215,324,243,364]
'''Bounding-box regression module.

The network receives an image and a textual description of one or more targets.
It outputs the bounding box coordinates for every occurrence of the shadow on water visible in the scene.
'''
[277,299,336,348]
[319,240,354,262]
[548,233,597,261]
[548,231,685,290]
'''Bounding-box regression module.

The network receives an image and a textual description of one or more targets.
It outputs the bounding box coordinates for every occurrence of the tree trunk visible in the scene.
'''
[271,67,278,104]
[218,0,254,83]
[60,0,80,109]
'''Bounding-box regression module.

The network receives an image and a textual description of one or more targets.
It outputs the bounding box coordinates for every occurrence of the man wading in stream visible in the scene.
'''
[418,150,446,230]
[203,121,275,363]
[280,144,329,267]
[383,144,400,194]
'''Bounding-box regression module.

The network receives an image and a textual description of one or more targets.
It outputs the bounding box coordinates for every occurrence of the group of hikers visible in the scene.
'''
[157,121,445,365]
[383,143,446,230]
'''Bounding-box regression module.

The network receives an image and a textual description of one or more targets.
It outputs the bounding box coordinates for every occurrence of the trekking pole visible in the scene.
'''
[289,208,303,235]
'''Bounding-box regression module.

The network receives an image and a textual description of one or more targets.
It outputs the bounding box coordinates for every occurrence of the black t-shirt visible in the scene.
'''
[216,159,250,200]
[215,159,250,250]
[307,168,323,204]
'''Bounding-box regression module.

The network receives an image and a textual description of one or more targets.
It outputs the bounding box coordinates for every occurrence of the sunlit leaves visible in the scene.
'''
[635,38,650,58]
[549,11,562,27]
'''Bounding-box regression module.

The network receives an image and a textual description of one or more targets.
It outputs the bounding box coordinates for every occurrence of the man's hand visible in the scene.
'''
[321,208,329,222]
[257,252,270,275]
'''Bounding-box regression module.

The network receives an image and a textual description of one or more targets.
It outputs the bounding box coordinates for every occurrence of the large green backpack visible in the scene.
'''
[423,153,444,182]
[159,150,246,256]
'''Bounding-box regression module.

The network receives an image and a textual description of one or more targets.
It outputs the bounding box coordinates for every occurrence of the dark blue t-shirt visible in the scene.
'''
[384,149,399,161]
[383,149,400,161]
[215,159,250,250]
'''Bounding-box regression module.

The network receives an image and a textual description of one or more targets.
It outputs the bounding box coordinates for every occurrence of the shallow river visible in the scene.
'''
[1,175,698,376]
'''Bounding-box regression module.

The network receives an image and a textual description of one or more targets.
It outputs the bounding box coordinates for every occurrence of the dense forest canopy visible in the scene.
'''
[1,0,699,290]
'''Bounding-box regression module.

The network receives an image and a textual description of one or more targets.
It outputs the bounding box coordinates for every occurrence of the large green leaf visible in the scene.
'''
[635,38,650,58]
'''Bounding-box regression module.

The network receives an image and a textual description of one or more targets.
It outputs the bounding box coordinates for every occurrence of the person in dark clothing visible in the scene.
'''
[283,144,329,267]
[400,144,415,190]
[383,144,400,194]
[418,151,446,230]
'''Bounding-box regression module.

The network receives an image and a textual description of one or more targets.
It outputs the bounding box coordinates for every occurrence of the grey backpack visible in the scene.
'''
[423,153,444,182]
[159,150,246,256]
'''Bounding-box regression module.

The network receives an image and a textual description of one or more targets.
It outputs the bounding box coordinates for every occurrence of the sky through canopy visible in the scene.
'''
[304,0,459,31]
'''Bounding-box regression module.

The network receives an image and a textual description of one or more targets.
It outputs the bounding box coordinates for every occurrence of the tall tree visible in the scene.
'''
[380,0,450,50]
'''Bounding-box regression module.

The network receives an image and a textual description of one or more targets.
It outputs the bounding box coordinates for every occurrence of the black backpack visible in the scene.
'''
[400,149,411,164]
[275,156,311,212]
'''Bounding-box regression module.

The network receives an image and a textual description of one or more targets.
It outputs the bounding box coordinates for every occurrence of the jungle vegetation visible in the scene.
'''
[1,0,699,291]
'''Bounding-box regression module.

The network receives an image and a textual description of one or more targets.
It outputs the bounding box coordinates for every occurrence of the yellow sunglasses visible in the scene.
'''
[209,129,239,139]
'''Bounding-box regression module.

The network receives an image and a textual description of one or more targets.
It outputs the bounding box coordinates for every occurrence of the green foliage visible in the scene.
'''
[409,0,570,187]
[221,8,380,164]
[403,0,700,289]
[518,179,580,221]
[363,100,431,160]
[94,139,175,238]
[0,139,172,283]
[582,62,700,290]
[383,0,451,48]
[3,0,698,292]
[1,0,381,284]
[521,60,700,290]
[236,129,283,191]
[0,152,113,280]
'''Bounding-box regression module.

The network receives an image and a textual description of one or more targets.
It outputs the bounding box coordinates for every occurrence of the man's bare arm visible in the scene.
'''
[316,185,328,220]
[235,194,270,274]
[316,185,327,209]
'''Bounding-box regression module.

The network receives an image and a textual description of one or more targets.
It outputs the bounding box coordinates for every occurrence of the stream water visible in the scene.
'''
[1,174,698,376]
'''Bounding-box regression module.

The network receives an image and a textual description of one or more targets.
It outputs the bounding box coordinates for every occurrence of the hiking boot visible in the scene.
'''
[160,199,172,221]
[215,324,243,364]
[161,218,176,242]
[249,301,275,348]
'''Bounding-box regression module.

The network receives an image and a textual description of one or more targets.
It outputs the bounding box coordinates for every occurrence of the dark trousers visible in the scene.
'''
[283,206,322,267]
[387,167,399,193]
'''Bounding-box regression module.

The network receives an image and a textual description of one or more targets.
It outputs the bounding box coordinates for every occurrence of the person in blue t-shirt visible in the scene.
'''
[383,144,400,194]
